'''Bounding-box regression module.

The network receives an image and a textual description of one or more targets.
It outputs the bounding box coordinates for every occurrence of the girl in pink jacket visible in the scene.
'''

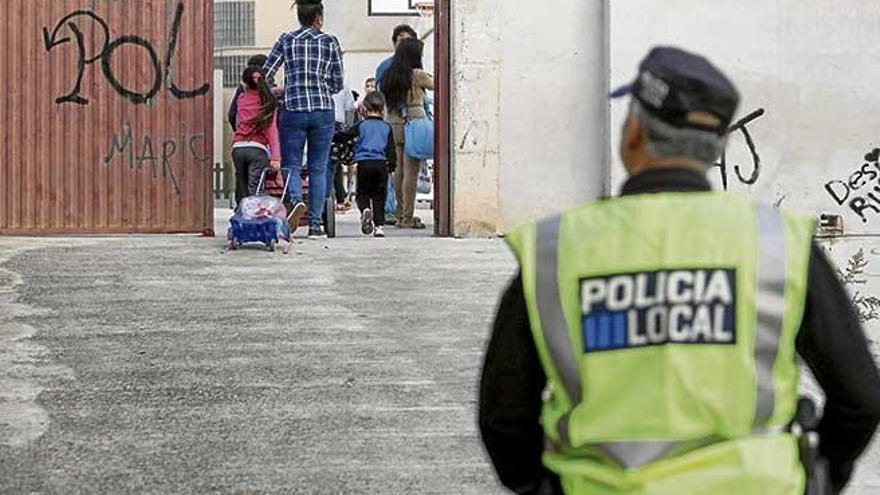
[232,66,281,206]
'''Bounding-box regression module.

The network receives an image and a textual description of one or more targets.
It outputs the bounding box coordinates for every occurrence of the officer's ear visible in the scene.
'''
[623,112,644,153]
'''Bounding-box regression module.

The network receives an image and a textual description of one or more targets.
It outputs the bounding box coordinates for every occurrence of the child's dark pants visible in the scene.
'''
[355,160,389,226]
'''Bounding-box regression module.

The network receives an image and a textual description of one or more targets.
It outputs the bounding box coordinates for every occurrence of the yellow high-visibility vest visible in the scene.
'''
[506,192,815,495]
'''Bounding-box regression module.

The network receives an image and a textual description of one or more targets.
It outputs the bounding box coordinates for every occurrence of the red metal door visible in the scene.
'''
[0,0,214,234]
[433,0,452,237]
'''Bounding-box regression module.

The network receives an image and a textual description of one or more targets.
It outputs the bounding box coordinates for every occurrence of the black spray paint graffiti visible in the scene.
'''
[712,108,765,190]
[836,249,880,323]
[43,2,209,105]
[824,148,880,223]
[103,121,210,196]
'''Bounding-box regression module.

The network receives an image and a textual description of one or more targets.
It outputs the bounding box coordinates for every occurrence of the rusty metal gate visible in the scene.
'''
[0,0,213,234]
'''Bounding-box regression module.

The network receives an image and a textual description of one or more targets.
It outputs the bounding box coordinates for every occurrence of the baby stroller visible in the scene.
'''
[226,169,293,253]
[297,163,337,238]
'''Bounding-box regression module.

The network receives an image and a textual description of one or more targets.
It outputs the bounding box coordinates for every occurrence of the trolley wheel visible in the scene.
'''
[268,239,277,252]
[230,239,241,251]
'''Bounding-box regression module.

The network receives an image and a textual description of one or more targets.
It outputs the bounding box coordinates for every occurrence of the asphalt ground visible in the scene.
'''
[0,208,878,494]
[0,209,513,494]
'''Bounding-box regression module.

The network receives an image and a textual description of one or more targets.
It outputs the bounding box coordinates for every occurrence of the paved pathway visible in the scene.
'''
[0,209,878,493]
[0,210,512,494]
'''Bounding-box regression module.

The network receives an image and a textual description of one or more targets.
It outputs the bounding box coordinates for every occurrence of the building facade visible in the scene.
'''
[452,3,880,491]
[212,0,432,195]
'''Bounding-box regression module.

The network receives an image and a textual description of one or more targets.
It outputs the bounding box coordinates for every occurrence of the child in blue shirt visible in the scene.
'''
[349,92,397,237]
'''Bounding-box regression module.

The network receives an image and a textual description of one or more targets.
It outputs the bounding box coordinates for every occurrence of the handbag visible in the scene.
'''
[404,111,434,161]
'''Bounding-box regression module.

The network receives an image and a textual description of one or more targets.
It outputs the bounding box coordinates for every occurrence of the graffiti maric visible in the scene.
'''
[43,2,209,105]
[103,121,210,196]
[824,148,880,223]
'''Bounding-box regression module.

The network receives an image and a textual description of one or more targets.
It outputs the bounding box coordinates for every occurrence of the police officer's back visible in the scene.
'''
[479,47,880,495]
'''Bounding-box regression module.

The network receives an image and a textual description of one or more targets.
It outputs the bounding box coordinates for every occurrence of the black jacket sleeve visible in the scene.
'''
[481,245,880,495]
[479,273,558,495]
[385,125,398,172]
[797,243,880,493]
[228,86,243,131]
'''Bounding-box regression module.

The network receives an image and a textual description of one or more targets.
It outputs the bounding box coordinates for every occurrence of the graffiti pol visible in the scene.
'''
[43,2,209,105]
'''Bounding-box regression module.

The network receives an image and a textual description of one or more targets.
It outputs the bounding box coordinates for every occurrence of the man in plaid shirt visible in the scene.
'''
[264,0,344,240]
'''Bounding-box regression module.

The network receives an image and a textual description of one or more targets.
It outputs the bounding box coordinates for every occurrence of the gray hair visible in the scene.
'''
[630,101,726,164]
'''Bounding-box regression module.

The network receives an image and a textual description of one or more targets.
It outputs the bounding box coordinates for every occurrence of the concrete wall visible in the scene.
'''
[223,0,420,89]
[609,1,880,233]
[324,1,434,92]
[451,0,609,235]
[215,0,432,171]
[608,3,880,492]
[452,0,880,240]
[254,0,292,48]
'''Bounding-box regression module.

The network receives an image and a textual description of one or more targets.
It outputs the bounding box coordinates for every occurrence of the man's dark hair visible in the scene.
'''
[247,54,268,68]
[294,0,324,27]
[363,92,386,114]
[392,24,418,45]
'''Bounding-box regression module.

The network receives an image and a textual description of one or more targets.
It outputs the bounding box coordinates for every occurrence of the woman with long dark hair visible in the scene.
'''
[231,66,281,205]
[380,38,434,230]
[264,0,344,239]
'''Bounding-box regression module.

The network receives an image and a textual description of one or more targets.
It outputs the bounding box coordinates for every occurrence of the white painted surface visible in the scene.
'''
[450,0,503,234]
[324,1,432,94]
[497,0,609,230]
[452,0,609,234]
[254,0,294,47]
[213,70,225,168]
[609,1,880,235]
[369,0,418,16]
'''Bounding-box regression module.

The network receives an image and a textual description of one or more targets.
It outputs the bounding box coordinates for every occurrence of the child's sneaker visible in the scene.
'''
[361,209,375,235]
[374,226,386,238]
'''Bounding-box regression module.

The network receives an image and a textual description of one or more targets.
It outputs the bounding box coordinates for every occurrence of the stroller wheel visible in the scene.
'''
[268,239,277,252]
[230,239,241,251]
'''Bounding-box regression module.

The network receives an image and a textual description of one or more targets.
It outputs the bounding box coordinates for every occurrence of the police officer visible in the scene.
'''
[479,47,880,495]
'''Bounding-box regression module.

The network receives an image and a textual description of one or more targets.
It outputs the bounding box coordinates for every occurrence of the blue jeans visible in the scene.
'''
[278,108,335,228]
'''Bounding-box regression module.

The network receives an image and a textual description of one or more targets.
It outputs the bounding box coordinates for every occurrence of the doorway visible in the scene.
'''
[366,0,452,237]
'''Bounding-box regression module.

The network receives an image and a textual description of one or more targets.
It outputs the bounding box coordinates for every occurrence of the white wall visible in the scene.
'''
[609,3,880,493]
[452,0,609,234]
[324,1,433,92]
[610,1,880,233]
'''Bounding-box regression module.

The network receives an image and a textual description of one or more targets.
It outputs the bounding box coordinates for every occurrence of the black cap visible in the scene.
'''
[611,46,740,135]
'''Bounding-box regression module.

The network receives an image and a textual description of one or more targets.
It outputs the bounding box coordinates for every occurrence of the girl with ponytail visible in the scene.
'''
[231,66,282,205]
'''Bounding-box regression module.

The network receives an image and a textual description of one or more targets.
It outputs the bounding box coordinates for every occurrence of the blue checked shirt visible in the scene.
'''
[264,27,345,113]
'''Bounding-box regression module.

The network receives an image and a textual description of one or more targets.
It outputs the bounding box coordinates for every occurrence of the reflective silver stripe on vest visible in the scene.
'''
[536,216,582,407]
[599,441,680,469]
[754,205,787,424]
[537,206,788,468]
